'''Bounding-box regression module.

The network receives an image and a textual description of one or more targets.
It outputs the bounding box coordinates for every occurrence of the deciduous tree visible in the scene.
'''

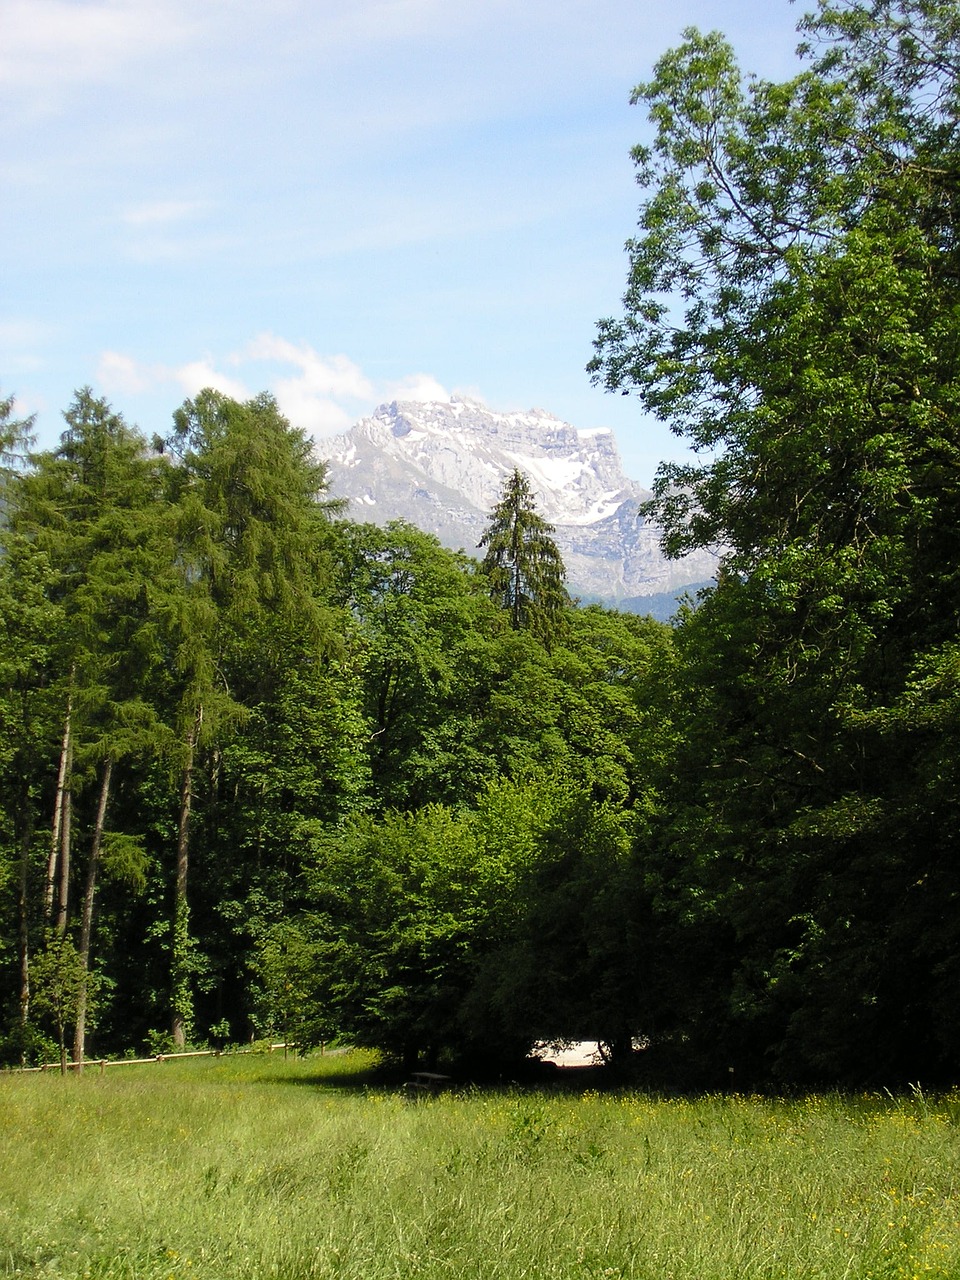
[590,0,960,1082]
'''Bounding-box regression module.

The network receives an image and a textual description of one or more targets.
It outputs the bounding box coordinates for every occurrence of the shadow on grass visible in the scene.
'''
[263,1056,621,1096]
[263,1063,384,1092]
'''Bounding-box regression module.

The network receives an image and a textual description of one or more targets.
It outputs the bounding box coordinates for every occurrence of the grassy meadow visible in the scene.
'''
[2,1051,959,1280]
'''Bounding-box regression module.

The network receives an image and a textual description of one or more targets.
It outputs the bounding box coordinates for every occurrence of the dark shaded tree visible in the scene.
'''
[479,470,568,644]
[589,0,960,1083]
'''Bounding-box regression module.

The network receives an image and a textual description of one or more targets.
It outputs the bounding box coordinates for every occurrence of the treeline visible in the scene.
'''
[0,390,676,1073]
[4,0,960,1087]
[0,369,956,1086]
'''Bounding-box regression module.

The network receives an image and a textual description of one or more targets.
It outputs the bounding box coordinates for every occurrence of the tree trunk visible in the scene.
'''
[44,687,73,919]
[73,757,113,1067]
[171,713,199,1048]
[17,784,34,1069]
[55,764,72,936]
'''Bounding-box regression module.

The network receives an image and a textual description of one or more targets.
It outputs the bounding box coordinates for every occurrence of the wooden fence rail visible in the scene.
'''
[11,1045,291,1074]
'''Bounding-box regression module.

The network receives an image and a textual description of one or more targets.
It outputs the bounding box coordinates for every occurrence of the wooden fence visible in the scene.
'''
[12,1045,291,1074]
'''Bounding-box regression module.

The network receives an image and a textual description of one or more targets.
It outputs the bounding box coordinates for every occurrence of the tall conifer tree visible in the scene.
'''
[7,390,165,1062]
[479,470,568,644]
[159,389,340,1045]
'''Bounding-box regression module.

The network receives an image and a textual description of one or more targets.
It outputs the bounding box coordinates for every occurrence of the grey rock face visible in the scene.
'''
[318,397,716,603]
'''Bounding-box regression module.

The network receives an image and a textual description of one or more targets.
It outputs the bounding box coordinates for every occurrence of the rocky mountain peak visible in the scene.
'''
[319,398,716,608]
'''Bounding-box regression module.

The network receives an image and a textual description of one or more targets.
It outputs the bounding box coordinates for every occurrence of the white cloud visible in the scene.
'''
[173,360,250,402]
[310,0,497,48]
[273,386,356,437]
[451,384,488,404]
[0,318,50,374]
[0,0,511,110]
[0,318,50,346]
[2,390,43,423]
[1,353,44,375]
[95,335,461,439]
[121,199,209,227]
[385,373,450,403]
[97,351,156,395]
[96,351,250,403]
[271,357,458,436]
[0,0,195,96]
[239,334,375,437]
[242,334,374,401]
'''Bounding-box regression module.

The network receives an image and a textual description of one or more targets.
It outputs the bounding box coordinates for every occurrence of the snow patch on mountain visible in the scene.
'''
[319,398,717,605]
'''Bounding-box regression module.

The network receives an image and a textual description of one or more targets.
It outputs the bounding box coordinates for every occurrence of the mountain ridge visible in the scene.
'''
[318,397,716,607]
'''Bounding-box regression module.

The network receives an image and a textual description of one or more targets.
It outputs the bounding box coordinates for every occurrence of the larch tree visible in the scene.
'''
[10,390,164,1063]
[159,388,340,1046]
[0,391,53,1065]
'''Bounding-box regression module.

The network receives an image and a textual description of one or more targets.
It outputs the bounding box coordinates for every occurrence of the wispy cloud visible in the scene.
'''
[174,360,250,402]
[240,335,376,435]
[0,0,195,99]
[96,337,458,439]
[309,0,513,51]
[241,335,374,400]
[120,199,210,227]
[0,318,53,377]
[385,373,450,403]
[97,351,157,396]
[97,351,250,404]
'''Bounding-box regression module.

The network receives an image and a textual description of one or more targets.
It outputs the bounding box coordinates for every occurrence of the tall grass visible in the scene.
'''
[2,1053,958,1279]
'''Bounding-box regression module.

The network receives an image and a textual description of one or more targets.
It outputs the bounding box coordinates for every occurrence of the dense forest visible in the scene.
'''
[3,0,960,1086]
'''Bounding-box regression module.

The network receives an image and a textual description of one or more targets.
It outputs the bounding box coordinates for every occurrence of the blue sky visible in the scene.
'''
[3,0,805,486]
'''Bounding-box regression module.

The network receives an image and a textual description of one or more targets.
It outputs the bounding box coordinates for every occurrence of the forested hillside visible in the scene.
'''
[3,0,960,1086]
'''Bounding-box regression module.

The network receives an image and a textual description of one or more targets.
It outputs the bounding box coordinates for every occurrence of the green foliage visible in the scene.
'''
[1,378,689,1070]
[467,781,642,1054]
[156,389,346,1044]
[30,932,96,1070]
[590,0,960,1083]
[333,520,498,809]
[298,757,674,1067]
[479,468,569,643]
[164,388,338,633]
[250,919,332,1047]
[302,805,486,1064]
[0,533,60,858]
[170,894,195,1046]
[99,830,149,892]
[3,1057,960,1280]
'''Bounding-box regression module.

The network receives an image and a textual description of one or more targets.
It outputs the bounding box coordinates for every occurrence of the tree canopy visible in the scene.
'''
[589,0,960,1083]
[3,0,960,1084]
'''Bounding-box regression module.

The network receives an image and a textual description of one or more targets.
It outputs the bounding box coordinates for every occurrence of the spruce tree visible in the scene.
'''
[479,470,568,644]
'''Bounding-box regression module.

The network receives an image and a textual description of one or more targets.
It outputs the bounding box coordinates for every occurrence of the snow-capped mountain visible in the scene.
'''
[319,397,717,607]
